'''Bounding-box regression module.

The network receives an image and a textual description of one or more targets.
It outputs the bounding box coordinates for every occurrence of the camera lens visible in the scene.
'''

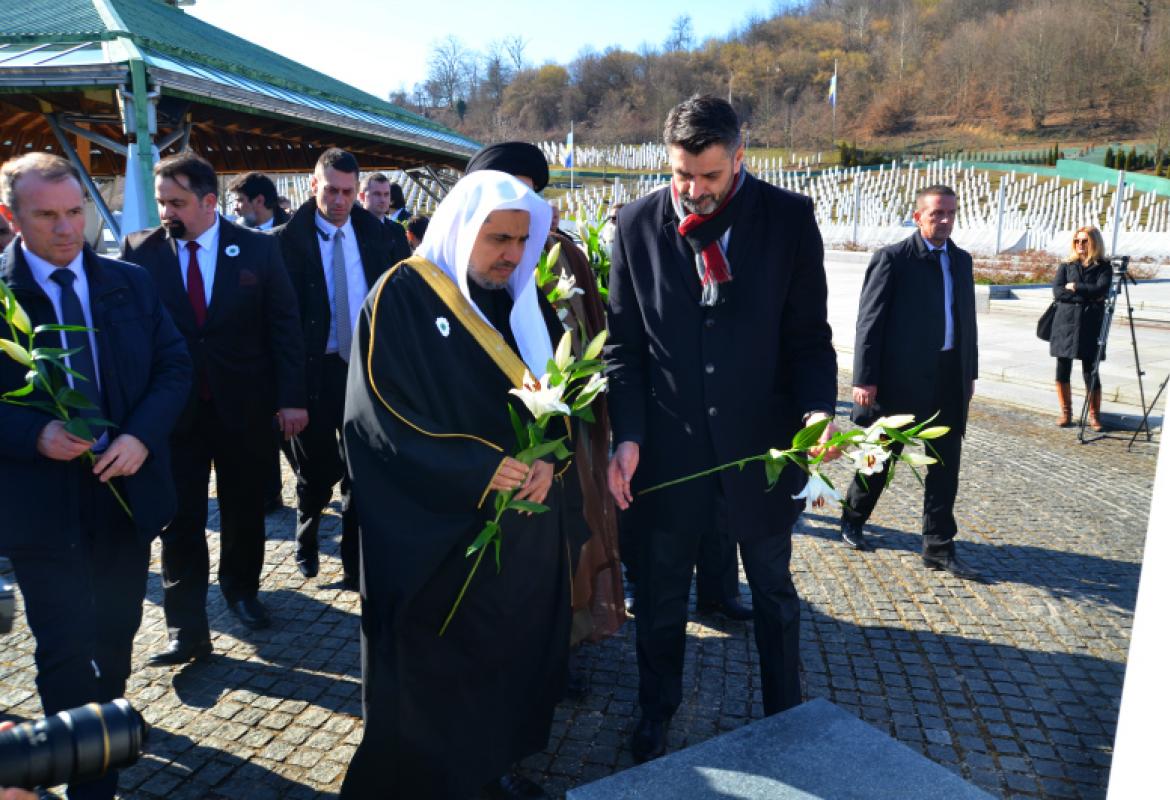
[0,699,147,790]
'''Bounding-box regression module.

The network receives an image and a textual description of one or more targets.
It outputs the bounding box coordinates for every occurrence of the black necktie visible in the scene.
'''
[49,268,104,437]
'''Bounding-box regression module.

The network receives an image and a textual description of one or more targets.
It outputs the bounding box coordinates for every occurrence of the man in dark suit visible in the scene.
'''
[606,96,838,763]
[275,148,410,587]
[227,171,293,514]
[228,171,290,232]
[122,152,307,664]
[0,153,190,800]
[842,184,981,580]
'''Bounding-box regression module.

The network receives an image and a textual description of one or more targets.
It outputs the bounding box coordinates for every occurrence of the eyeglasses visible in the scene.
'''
[1073,239,1090,244]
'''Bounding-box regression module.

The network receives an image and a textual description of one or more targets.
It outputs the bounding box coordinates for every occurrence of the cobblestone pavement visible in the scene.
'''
[0,378,1158,799]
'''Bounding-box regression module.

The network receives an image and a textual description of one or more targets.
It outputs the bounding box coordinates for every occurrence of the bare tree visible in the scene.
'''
[427,35,472,109]
[664,14,694,52]
[504,35,529,73]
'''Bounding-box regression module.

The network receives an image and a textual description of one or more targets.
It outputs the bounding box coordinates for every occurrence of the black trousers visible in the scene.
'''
[9,473,150,800]
[843,350,967,555]
[695,510,740,607]
[635,477,801,721]
[289,354,358,579]
[163,397,269,641]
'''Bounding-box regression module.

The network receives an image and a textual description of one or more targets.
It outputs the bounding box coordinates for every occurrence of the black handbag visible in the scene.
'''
[1036,302,1057,342]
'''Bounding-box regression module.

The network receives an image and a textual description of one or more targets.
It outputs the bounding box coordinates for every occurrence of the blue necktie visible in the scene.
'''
[49,268,104,438]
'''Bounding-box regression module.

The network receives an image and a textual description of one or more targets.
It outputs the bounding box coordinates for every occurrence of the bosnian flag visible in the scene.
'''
[564,128,574,168]
[827,61,837,108]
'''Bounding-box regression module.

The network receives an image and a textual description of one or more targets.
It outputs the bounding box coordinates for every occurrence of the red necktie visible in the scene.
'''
[185,241,211,399]
[185,240,207,328]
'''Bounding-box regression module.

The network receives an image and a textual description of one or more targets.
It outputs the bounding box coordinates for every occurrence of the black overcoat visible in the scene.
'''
[0,241,191,554]
[606,174,837,544]
[275,200,410,407]
[1049,259,1111,362]
[851,232,979,434]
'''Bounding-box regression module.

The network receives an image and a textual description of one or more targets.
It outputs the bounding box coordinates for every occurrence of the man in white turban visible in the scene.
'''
[340,170,568,800]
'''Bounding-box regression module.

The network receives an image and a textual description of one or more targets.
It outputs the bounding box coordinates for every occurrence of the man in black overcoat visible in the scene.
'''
[0,153,190,799]
[842,184,981,580]
[274,148,410,586]
[122,152,308,661]
[606,95,838,763]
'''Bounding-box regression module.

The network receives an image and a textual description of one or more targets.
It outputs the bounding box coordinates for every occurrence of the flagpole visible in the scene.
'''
[831,59,837,147]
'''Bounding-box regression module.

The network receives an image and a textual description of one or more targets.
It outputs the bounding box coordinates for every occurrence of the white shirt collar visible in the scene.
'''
[315,211,355,241]
[22,242,84,285]
[183,214,221,253]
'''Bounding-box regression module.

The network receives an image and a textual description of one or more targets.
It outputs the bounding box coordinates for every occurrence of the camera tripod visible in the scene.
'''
[1078,256,1153,445]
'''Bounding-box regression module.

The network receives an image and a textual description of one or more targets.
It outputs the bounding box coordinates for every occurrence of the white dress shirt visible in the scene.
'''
[314,213,368,356]
[180,215,221,308]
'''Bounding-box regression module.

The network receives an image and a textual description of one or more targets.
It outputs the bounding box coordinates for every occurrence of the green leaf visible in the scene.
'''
[764,458,783,488]
[507,405,527,448]
[2,382,36,399]
[552,441,571,460]
[791,418,830,451]
[56,387,97,411]
[31,347,83,361]
[63,417,94,441]
[574,405,595,424]
[515,437,566,464]
[508,499,549,514]
[34,323,93,335]
[465,520,500,558]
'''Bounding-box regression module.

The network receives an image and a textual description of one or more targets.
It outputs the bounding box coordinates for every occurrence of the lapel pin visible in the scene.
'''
[435,317,450,337]
[225,244,240,257]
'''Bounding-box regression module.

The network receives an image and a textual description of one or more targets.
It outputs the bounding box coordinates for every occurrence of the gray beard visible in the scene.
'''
[468,270,509,291]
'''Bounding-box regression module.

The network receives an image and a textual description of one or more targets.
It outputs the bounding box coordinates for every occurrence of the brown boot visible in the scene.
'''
[1089,386,1104,432]
[1055,382,1073,427]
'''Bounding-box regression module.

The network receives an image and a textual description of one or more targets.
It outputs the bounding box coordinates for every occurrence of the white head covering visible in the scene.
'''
[416,170,554,377]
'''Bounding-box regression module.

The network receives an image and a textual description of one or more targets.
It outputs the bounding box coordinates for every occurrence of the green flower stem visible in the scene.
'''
[438,522,495,637]
[639,454,773,496]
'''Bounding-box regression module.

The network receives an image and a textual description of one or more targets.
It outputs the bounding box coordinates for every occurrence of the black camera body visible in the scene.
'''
[0,699,148,791]
[1111,255,1130,274]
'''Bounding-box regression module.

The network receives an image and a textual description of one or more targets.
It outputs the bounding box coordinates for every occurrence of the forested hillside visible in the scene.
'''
[399,0,1170,152]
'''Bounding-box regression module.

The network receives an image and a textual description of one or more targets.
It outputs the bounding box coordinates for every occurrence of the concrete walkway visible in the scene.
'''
[825,251,1170,432]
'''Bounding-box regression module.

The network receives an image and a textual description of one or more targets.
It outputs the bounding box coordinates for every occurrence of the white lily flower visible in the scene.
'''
[577,371,608,403]
[846,442,891,476]
[509,371,571,420]
[555,271,585,300]
[792,471,842,513]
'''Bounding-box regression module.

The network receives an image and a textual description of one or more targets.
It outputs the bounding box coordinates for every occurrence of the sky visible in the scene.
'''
[186,0,777,102]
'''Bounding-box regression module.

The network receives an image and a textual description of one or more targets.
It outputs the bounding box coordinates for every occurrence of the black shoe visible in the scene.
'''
[296,552,319,579]
[922,552,983,581]
[696,598,754,621]
[148,638,212,666]
[483,771,548,799]
[630,715,669,763]
[841,520,872,551]
[228,597,272,630]
[342,573,359,592]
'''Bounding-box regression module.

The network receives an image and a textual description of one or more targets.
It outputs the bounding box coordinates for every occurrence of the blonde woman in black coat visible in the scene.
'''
[1050,226,1111,429]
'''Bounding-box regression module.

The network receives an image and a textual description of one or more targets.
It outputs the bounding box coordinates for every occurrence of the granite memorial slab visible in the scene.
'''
[567,698,992,799]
